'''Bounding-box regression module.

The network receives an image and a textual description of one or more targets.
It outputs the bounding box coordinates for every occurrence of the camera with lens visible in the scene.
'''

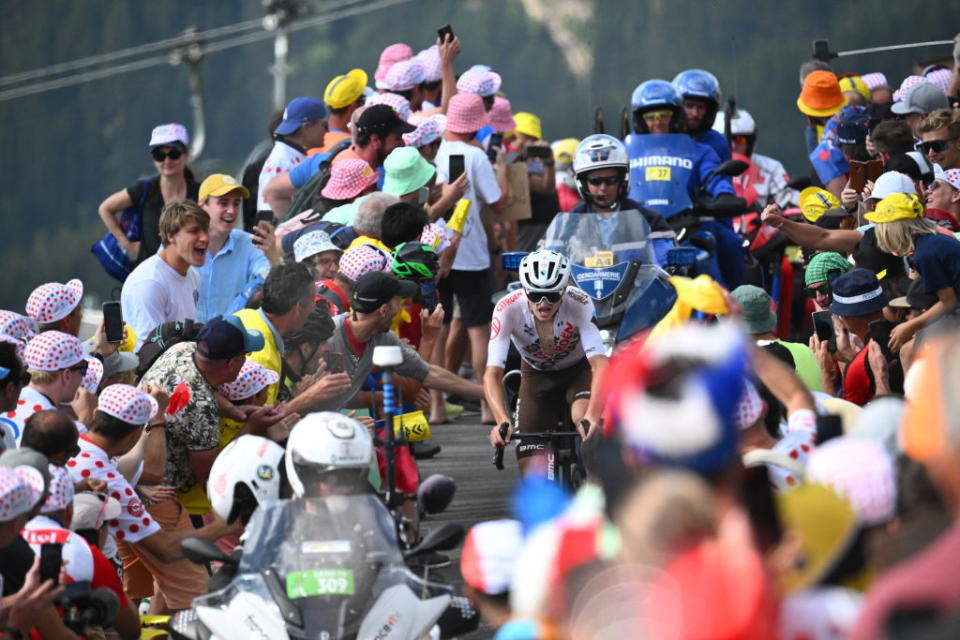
[53,581,119,634]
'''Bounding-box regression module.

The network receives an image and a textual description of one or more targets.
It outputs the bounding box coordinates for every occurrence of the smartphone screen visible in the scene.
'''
[488,133,503,149]
[257,211,274,225]
[437,24,454,43]
[526,146,552,159]
[869,320,896,361]
[102,301,124,344]
[849,161,867,193]
[812,311,836,352]
[448,154,465,182]
[40,543,63,585]
[323,351,347,375]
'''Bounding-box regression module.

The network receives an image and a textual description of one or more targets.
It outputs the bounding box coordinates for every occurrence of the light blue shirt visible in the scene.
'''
[193,229,270,322]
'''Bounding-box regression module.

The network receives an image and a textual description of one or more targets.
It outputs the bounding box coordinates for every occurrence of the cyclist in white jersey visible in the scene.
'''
[483,250,608,473]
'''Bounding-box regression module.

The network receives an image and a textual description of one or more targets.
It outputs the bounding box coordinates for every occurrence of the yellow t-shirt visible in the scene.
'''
[233,308,282,405]
[176,416,245,515]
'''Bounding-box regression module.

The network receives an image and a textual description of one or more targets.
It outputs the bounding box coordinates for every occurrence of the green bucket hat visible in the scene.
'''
[805,252,852,287]
[382,147,436,196]
[731,285,777,335]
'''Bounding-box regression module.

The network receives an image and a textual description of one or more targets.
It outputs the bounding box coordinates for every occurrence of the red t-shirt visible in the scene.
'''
[842,341,874,406]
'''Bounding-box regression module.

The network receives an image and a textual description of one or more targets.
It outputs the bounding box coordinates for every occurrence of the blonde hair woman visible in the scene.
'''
[867,192,960,351]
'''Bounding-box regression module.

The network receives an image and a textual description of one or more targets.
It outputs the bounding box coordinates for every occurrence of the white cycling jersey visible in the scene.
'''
[487,286,605,371]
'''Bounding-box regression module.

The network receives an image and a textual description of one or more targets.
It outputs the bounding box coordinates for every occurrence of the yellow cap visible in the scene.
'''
[798,187,841,222]
[324,68,368,109]
[512,112,542,140]
[865,192,924,223]
[198,174,250,203]
[553,138,579,164]
[838,75,870,101]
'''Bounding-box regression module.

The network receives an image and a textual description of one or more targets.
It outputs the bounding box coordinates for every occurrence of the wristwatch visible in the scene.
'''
[145,421,167,433]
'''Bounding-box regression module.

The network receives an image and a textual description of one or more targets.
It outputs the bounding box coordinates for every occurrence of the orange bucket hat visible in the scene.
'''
[797,70,848,118]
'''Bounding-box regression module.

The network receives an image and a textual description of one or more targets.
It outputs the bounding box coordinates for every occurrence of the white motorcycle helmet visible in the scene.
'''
[285,412,374,498]
[518,250,571,297]
[572,134,629,199]
[712,108,756,136]
[207,435,285,525]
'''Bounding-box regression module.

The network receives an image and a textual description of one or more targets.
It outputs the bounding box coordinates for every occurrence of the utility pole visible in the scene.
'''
[169,27,207,161]
[263,0,306,111]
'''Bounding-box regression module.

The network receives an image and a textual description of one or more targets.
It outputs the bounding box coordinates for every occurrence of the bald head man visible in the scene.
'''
[20,410,79,465]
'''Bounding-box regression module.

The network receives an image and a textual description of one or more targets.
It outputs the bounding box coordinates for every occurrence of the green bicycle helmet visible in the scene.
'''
[391,242,440,281]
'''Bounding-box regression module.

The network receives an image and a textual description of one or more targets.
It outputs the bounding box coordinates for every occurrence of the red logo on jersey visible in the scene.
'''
[491,317,502,339]
[127,498,145,518]
[495,290,523,313]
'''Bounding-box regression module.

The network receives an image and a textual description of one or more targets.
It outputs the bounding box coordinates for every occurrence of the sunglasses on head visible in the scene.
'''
[586,176,622,187]
[916,138,957,155]
[526,291,562,304]
[151,147,183,162]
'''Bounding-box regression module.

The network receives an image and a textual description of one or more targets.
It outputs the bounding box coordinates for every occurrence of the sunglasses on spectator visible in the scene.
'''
[68,361,89,376]
[642,110,673,122]
[805,283,831,298]
[151,148,183,162]
[916,138,957,154]
[586,176,622,187]
[526,291,562,304]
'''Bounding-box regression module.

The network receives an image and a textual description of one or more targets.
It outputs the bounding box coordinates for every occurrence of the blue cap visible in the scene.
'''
[837,106,870,145]
[196,316,264,360]
[829,268,889,317]
[274,97,327,136]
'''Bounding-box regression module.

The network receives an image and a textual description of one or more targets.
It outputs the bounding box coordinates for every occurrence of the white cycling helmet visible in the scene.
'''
[207,435,285,525]
[712,108,756,136]
[518,250,571,295]
[285,412,374,498]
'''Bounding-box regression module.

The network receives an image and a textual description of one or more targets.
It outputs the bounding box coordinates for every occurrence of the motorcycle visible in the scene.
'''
[167,495,466,640]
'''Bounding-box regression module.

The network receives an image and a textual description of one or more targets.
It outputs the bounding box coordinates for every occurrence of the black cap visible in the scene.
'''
[356,104,416,137]
[196,316,264,360]
[352,271,417,313]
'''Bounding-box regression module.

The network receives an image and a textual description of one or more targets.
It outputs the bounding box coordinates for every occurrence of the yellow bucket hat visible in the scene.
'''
[552,138,579,164]
[798,187,841,222]
[324,68,368,109]
[512,112,542,140]
[864,192,924,224]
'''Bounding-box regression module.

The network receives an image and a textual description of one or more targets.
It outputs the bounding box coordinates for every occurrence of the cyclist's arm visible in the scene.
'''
[483,365,512,426]
[582,354,609,427]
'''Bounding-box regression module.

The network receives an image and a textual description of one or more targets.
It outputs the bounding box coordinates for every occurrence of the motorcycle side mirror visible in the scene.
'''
[714,159,749,177]
[404,523,465,559]
[181,536,231,566]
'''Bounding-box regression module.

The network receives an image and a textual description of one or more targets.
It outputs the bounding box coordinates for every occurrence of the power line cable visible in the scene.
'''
[0,0,414,103]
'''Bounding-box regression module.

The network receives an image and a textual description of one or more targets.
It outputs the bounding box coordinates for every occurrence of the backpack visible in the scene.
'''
[136,319,205,378]
[91,178,150,282]
[283,139,353,222]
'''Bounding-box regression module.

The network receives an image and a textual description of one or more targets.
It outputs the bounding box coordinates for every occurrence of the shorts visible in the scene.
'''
[515,358,591,460]
[438,268,494,327]
[118,499,210,610]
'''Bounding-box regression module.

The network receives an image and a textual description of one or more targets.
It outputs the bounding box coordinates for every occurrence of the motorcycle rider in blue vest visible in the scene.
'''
[624,79,745,288]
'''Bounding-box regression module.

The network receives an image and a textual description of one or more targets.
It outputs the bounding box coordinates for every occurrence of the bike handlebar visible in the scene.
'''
[492,423,510,470]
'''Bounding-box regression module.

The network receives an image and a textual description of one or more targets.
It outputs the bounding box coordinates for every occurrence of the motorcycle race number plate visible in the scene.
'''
[645,166,671,181]
[571,262,630,300]
[286,568,355,598]
[584,251,615,268]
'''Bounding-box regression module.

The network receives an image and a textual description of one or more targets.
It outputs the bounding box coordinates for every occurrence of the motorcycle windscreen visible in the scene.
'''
[616,266,677,342]
[239,495,407,638]
[540,210,655,267]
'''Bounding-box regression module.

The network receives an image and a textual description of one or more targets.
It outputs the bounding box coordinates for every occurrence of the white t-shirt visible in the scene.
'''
[121,254,200,349]
[257,141,306,211]
[435,139,502,271]
[4,386,54,447]
[487,287,605,371]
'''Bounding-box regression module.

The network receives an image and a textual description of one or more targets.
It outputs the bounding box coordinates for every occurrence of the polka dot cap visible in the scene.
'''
[456,66,502,98]
[338,244,391,282]
[402,115,445,148]
[320,159,380,201]
[25,279,83,325]
[860,72,889,91]
[98,384,158,426]
[374,43,413,88]
[734,381,763,430]
[923,68,952,94]
[40,464,75,515]
[0,333,27,358]
[0,310,39,342]
[893,75,923,102]
[806,436,896,526]
[23,331,85,372]
[218,358,280,402]
[81,356,104,394]
[383,58,426,92]
[414,45,442,83]
[940,168,960,192]
[0,466,40,523]
[149,123,189,148]
[420,222,450,254]
[366,92,412,123]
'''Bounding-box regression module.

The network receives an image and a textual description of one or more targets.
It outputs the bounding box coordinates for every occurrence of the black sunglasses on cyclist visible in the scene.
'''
[916,138,957,155]
[151,148,183,162]
[586,176,621,187]
[526,291,562,304]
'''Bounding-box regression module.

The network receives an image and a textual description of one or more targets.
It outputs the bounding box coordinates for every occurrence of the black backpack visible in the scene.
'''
[283,139,353,222]
[136,319,205,378]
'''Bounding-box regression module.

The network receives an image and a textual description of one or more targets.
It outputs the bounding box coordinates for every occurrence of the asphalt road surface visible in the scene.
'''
[416,407,520,639]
